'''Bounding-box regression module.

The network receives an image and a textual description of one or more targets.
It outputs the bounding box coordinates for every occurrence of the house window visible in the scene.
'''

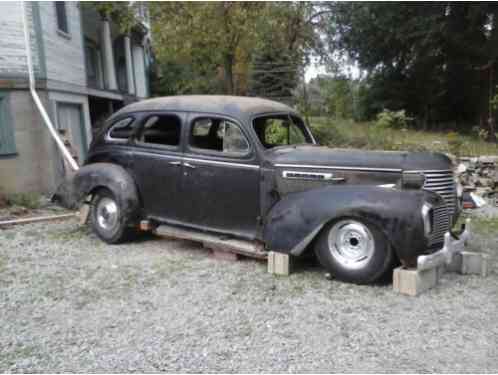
[55,2,69,34]
[0,94,17,156]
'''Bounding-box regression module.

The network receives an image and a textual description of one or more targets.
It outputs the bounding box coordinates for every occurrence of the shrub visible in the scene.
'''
[0,190,7,209]
[310,120,349,147]
[6,192,42,210]
[375,109,411,130]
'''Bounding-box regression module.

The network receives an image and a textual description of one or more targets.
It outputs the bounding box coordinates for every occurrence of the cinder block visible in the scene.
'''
[79,203,90,225]
[268,251,291,276]
[393,266,439,296]
[461,251,488,277]
[446,253,463,273]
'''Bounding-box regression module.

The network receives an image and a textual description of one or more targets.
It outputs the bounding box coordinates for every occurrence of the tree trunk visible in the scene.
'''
[223,53,235,95]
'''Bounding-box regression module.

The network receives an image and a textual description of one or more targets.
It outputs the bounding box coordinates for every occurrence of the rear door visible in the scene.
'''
[181,114,261,239]
[131,112,185,220]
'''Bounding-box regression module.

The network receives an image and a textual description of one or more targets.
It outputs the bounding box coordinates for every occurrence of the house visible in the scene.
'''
[0,1,152,194]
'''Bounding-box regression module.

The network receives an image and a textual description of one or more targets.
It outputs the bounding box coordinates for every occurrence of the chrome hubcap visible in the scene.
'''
[328,220,375,269]
[96,197,119,231]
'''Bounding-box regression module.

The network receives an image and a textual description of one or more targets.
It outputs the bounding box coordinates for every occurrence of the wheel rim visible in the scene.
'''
[328,220,375,270]
[96,197,119,231]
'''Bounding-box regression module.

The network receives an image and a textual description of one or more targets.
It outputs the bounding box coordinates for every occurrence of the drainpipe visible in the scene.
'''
[20,2,79,172]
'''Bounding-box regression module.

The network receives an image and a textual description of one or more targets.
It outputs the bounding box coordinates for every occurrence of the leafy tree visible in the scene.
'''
[322,2,498,139]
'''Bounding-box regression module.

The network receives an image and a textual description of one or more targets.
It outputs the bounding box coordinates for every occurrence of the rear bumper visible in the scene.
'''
[417,219,471,271]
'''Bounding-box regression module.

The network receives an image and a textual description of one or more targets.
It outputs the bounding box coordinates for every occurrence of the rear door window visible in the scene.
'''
[189,117,250,155]
[136,114,182,147]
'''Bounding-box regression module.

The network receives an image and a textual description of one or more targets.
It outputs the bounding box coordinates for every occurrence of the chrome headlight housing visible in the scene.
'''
[402,171,426,189]
[421,203,433,236]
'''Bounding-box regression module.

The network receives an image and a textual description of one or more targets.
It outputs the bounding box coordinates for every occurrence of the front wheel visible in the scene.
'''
[314,218,395,284]
[90,188,136,244]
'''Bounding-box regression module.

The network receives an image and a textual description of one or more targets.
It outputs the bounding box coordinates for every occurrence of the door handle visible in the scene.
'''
[169,161,181,166]
[184,162,196,169]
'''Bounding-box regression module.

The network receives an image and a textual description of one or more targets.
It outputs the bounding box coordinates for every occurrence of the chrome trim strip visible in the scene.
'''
[274,163,402,173]
[405,169,453,173]
[282,170,334,180]
[183,157,260,170]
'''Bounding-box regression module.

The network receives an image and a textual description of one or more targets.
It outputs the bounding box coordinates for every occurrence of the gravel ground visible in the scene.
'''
[0,216,497,373]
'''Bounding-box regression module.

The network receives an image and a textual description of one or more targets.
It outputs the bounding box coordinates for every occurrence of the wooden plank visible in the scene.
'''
[0,213,77,227]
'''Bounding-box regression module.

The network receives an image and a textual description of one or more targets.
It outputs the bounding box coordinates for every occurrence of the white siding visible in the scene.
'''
[38,2,86,86]
[0,2,41,77]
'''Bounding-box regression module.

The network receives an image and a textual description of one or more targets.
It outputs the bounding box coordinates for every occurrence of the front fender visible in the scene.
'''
[263,185,440,263]
[53,163,140,222]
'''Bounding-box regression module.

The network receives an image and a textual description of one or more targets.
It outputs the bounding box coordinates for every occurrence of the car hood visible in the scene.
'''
[265,145,453,172]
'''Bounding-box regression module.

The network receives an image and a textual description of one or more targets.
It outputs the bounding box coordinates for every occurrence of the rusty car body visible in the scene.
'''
[62,95,463,284]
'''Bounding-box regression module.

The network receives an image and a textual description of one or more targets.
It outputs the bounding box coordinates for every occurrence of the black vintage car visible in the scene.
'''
[65,95,462,284]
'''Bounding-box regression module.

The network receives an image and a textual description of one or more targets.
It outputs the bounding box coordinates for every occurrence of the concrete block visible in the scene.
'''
[393,267,439,296]
[461,252,488,277]
[446,253,463,273]
[78,203,90,225]
[268,251,291,276]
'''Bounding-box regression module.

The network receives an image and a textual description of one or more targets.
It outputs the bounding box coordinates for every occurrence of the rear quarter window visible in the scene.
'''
[107,117,136,141]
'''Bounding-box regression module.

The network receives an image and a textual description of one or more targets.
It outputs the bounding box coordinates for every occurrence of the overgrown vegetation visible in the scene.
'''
[310,117,498,156]
[3,193,42,210]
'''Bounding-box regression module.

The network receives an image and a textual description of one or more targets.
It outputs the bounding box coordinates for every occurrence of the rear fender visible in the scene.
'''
[263,185,438,262]
[54,163,140,222]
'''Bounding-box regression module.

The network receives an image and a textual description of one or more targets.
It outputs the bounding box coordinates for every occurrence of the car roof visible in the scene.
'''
[109,95,298,123]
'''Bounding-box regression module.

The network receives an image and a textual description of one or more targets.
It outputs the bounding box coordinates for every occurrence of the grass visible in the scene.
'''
[309,117,498,157]
[4,192,42,210]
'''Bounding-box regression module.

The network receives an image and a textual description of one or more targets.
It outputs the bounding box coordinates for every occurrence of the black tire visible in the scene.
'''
[90,188,136,244]
[314,218,395,284]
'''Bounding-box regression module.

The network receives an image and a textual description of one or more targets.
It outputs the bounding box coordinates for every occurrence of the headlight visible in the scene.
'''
[421,203,433,236]
[402,172,426,189]
[455,178,463,198]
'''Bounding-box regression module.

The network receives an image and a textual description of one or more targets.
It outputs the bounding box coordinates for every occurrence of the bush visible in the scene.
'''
[6,192,42,210]
[375,109,411,130]
[0,190,7,209]
[310,120,349,147]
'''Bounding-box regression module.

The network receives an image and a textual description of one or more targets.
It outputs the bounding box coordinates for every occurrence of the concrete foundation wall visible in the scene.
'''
[0,89,59,195]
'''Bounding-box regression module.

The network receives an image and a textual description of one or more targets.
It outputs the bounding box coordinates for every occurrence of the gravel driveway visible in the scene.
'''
[1,217,497,372]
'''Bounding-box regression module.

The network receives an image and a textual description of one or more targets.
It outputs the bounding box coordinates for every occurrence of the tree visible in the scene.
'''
[322,2,498,138]
[149,2,264,95]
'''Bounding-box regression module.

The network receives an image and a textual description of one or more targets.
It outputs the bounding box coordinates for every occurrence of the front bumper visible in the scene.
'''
[417,218,471,271]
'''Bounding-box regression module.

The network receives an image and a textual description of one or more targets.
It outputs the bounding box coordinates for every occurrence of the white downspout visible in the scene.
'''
[21,2,79,171]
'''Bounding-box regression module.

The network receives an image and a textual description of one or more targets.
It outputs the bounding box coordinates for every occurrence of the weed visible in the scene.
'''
[6,192,42,210]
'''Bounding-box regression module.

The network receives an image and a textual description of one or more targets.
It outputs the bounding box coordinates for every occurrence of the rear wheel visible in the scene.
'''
[314,218,394,284]
[90,188,136,244]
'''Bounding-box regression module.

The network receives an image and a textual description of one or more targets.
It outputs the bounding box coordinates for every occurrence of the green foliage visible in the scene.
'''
[83,2,138,33]
[321,3,498,132]
[310,119,348,147]
[447,132,464,157]
[149,2,321,96]
[6,193,41,210]
[375,109,411,130]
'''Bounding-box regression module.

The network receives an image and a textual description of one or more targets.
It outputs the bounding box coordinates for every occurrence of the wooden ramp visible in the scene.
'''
[155,224,268,260]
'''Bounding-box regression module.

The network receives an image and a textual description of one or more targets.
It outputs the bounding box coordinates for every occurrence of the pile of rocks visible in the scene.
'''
[457,155,498,206]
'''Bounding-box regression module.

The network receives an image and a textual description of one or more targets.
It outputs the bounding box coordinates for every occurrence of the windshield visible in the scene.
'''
[253,114,314,149]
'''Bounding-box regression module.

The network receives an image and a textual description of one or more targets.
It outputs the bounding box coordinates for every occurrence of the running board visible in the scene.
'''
[155,224,268,260]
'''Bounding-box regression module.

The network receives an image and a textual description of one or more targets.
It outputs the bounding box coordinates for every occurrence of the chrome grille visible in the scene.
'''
[418,169,456,246]
[428,204,451,246]
[421,170,457,216]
